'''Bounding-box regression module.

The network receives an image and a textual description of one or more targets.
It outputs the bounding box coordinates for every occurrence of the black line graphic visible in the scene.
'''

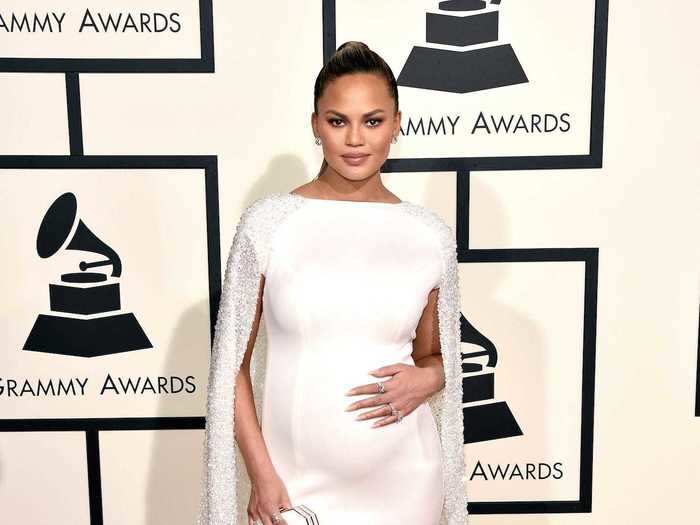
[0,156,220,525]
[86,429,104,524]
[65,73,83,155]
[0,1,215,73]
[695,303,700,417]
[1,5,219,521]
[453,180,599,514]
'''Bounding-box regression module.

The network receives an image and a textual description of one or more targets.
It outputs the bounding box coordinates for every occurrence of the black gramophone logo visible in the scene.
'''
[398,0,528,93]
[23,192,152,357]
[460,314,522,443]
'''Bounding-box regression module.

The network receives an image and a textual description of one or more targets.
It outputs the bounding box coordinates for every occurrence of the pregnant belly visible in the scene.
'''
[262,343,443,482]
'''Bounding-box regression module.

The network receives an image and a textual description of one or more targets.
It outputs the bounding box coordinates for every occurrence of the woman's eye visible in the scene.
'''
[327,118,383,127]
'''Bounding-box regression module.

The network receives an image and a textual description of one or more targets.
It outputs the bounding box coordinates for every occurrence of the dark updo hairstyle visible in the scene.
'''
[312,41,399,179]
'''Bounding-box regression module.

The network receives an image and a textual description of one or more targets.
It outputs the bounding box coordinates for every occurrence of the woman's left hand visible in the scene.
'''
[344,363,443,428]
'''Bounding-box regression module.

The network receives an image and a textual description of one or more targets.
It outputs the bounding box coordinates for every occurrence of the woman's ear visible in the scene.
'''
[394,110,402,137]
[311,112,318,138]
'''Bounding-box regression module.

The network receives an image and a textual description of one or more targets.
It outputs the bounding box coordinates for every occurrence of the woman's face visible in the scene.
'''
[313,73,401,181]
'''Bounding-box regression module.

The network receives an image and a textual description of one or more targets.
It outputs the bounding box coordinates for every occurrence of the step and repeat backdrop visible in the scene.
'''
[1,1,698,524]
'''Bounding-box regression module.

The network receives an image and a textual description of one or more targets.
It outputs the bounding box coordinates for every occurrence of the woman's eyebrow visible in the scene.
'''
[325,109,386,118]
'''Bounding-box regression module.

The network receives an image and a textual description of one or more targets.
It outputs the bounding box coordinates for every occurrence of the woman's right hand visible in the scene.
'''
[248,469,293,525]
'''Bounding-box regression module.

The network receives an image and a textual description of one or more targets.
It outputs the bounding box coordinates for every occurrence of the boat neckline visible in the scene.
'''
[288,193,405,205]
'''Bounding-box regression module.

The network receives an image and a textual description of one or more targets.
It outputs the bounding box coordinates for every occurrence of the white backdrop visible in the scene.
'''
[1,1,699,524]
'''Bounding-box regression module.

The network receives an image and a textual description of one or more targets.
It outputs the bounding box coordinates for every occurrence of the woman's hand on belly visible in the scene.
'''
[343,362,444,428]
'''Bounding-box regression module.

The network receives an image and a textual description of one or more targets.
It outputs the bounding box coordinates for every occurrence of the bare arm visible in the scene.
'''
[345,287,447,427]
[233,274,277,484]
[411,287,446,393]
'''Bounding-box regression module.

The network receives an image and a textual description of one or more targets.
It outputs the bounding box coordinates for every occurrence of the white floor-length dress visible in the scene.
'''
[260,195,445,524]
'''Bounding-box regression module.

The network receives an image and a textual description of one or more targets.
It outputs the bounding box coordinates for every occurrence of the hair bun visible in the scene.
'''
[337,40,370,53]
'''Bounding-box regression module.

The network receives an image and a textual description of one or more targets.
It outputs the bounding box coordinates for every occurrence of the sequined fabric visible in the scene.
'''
[196,192,469,524]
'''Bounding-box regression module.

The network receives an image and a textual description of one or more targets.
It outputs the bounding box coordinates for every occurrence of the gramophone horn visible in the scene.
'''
[37,192,77,259]
[37,192,122,277]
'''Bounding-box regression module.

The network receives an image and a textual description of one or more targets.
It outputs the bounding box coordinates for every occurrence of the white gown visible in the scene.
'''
[196,192,469,525]
[260,195,445,524]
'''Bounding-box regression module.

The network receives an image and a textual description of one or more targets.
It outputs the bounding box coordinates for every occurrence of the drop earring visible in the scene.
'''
[315,137,321,145]
[391,135,398,144]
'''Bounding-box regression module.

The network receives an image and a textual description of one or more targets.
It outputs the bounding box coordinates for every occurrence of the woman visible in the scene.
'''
[196,41,469,525]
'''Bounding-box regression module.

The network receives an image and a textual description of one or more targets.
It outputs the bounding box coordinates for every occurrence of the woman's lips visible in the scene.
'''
[341,154,370,166]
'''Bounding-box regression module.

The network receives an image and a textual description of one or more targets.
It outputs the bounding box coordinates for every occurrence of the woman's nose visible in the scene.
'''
[345,124,364,146]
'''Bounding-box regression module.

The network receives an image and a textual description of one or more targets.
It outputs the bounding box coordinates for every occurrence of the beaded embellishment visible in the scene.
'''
[195,192,469,524]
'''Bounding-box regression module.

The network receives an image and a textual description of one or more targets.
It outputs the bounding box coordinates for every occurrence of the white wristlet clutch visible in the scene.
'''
[279,504,319,524]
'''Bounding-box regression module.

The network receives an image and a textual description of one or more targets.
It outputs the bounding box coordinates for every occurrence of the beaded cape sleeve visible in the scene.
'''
[195,192,469,525]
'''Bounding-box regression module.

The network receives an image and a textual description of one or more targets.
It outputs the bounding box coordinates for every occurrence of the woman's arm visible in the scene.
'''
[411,287,446,393]
[344,287,448,427]
[233,274,277,484]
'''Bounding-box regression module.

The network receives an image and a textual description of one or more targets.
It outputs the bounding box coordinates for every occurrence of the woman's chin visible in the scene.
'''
[331,161,381,180]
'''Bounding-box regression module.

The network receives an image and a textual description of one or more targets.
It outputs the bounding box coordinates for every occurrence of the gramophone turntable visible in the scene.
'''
[23,192,152,357]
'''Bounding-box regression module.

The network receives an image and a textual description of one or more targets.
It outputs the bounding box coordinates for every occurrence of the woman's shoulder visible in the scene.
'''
[397,202,458,286]
[231,193,304,273]
[398,201,456,250]
[239,191,294,219]
[236,192,302,238]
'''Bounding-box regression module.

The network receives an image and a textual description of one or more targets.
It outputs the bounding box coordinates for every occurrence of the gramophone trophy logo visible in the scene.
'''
[23,192,152,357]
[397,0,528,93]
[460,314,521,443]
